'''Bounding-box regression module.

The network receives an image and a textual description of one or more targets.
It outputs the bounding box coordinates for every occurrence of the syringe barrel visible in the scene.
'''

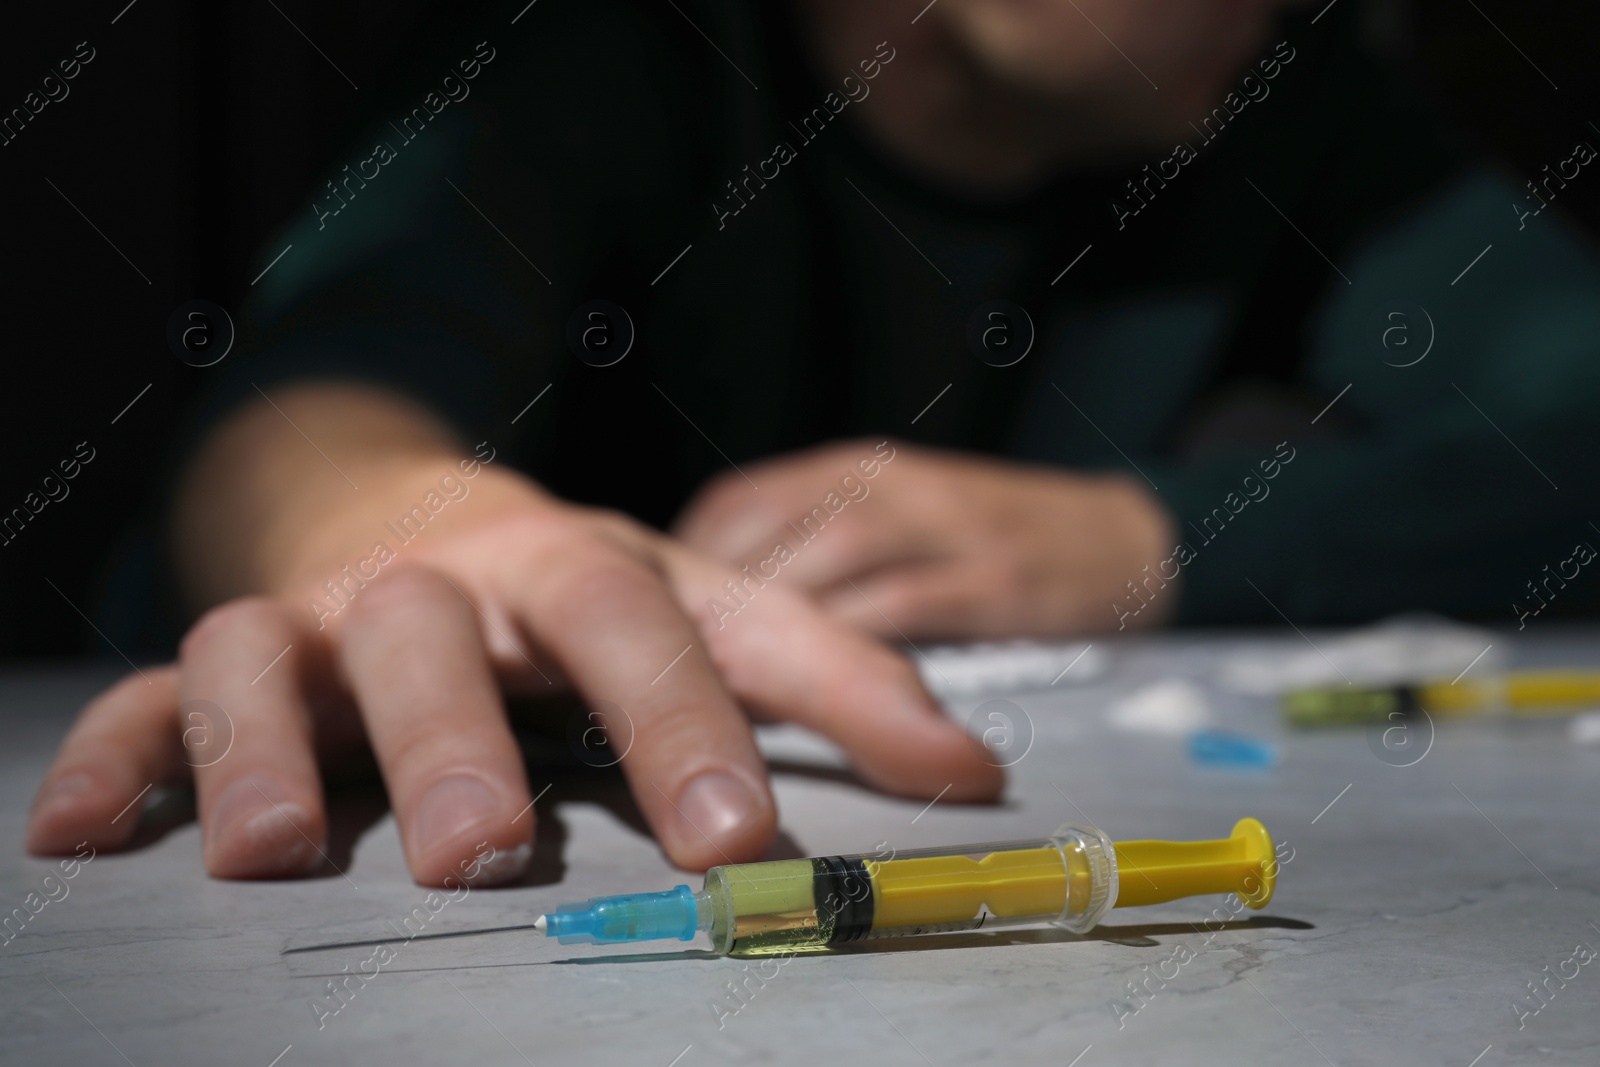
[701,823,1119,956]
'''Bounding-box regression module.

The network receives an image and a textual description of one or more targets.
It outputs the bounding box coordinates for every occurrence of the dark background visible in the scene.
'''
[2,0,1596,663]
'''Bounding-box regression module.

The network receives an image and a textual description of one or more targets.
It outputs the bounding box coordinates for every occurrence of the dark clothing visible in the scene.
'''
[227,1,1600,628]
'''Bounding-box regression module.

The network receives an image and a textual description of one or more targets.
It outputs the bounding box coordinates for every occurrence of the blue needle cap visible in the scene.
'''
[1188,729,1278,769]
[541,885,700,945]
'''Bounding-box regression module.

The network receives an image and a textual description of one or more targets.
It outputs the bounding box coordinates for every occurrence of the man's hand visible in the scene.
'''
[26,389,1001,887]
[674,441,1176,640]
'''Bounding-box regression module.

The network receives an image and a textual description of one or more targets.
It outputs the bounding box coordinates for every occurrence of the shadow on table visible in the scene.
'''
[117,780,401,883]
[122,786,197,851]
[301,749,817,888]
[830,915,1316,954]
[763,758,1014,811]
[538,916,1314,966]
[111,758,816,890]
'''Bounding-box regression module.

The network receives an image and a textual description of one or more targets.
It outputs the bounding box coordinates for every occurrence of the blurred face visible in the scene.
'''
[939,0,1300,144]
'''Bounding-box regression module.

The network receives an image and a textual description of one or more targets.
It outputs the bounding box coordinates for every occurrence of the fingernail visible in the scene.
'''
[676,773,757,844]
[33,771,95,818]
[411,775,499,856]
[206,774,319,874]
[462,842,533,887]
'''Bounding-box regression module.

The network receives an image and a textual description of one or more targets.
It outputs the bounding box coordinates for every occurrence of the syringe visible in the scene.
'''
[534,819,1278,957]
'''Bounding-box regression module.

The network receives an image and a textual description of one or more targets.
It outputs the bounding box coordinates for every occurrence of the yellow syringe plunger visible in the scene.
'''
[538,818,1282,956]
[1113,817,1277,909]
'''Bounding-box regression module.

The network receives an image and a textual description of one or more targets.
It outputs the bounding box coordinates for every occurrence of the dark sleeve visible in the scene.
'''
[1151,168,1600,626]
[214,1,718,447]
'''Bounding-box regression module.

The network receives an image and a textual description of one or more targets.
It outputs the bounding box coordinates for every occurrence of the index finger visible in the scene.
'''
[672,553,1005,802]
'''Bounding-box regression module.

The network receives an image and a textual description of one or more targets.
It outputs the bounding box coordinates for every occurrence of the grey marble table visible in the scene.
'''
[1,629,1597,1066]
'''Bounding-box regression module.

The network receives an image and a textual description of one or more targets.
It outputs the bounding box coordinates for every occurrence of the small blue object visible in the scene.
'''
[544,885,699,945]
[1188,729,1278,769]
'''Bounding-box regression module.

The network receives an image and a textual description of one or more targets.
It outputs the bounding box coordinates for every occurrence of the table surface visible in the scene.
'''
[1,629,1597,1067]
